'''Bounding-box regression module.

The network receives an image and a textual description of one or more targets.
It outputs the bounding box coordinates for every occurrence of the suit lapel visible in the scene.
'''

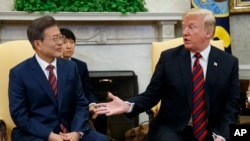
[179,46,193,108]
[56,58,67,110]
[206,47,220,86]
[29,56,57,105]
[205,46,221,115]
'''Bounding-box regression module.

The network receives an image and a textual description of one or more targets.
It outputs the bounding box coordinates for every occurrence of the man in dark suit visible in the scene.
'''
[94,8,240,141]
[8,15,109,141]
[60,28,108,135]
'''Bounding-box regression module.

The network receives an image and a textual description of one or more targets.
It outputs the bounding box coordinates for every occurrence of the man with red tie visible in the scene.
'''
[94,8,240,141]
[8,15,109,141]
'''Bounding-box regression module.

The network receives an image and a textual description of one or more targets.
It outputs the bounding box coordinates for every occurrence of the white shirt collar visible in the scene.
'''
[190,45,211,61]
[35,54,57,71]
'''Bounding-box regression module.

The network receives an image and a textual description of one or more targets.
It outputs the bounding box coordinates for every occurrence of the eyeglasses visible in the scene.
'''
[51,34,65,42]
[43,34,65,42]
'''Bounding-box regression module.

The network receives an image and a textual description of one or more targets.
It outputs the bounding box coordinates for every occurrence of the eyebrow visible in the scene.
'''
[52,34,62,37]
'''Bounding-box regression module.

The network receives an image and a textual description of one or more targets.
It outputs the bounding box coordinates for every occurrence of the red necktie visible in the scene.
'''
[46,65,58,98]
[192,53,208,141]
[46,65,68,133]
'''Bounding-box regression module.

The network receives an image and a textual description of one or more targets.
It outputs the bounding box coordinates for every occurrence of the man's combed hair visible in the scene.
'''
[183,8,216,38]
[27,15,57,48]
[60,28,76,42]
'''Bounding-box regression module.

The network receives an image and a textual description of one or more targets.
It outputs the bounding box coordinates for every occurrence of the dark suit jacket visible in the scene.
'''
[71,57,98,103]
[126,45,240,139]
[8,56,90,140]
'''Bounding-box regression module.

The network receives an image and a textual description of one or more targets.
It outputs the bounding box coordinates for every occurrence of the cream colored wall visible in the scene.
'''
[0,0,13,11]
[146,0,190,12]
[230,14,250,65]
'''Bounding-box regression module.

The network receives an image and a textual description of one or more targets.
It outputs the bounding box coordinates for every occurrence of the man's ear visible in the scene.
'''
[205,29,213,39]
[34,40,42,51]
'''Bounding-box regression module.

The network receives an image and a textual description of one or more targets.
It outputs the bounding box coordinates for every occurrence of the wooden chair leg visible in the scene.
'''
[0,119,7,141]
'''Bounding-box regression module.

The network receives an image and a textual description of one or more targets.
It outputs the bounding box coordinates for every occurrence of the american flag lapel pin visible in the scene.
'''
[214,62,218,66]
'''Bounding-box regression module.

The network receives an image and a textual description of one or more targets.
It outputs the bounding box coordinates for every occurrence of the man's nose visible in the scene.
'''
[66,43,71,48]
[182,28,189,36]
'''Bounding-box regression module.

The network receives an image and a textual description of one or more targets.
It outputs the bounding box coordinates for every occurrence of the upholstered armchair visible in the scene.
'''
[0,40,34,141]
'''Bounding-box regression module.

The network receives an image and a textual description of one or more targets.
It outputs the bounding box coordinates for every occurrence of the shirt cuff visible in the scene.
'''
[247,97,250,103]
[212,132,226,141]
[79,132,84,138]
[88,103,96,107]
[124,101,134,113]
